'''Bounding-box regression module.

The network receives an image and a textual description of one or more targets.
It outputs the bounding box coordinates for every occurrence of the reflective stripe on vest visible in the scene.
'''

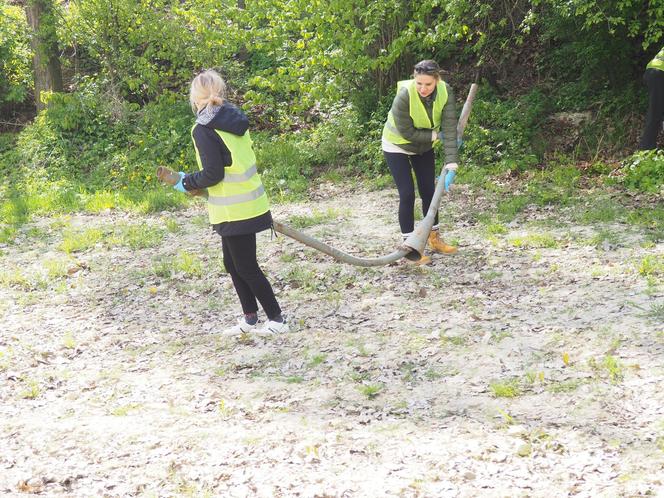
[208,184,265,205]
[191,125,269,224]
[223,164,258,183]
[647,47,664,71]
[382,79,448,145]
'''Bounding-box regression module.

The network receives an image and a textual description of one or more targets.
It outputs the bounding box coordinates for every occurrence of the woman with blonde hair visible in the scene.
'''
[382,59,459,264]
[172,69,288,336]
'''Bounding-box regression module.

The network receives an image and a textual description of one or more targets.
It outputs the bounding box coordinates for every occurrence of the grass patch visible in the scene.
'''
[110,403,143,416]
[307,353,326,367]
[509,232,558,249]
[485,222,509,235]
[576,198,627,224]
[489,379,521,398]
[42,257,71,279]
[59,228,104,253]
[288,208,345,228]
[284,265,318,291]
[589,229,623,249]
[151,250,203,278]
[0,267,33,290]
[496,195,530,221]
[107,224,165,250]
[547,378,587,393]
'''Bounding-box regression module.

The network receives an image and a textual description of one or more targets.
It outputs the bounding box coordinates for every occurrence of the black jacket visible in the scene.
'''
[183,102,272,237]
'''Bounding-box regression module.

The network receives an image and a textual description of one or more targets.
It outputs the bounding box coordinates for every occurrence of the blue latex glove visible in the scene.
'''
[173,171,186,193]
[444,169,456,192]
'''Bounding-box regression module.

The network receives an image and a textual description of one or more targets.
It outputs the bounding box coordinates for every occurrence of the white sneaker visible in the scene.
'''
[255,319,289,336]
[221,318,255,337]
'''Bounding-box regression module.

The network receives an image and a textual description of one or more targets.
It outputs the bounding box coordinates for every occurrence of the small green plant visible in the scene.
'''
[62,331,76,349]
[218,399,234,418]
[485,222,508,235]
[42,257,70,280]
[164,218,180,233]
[308,353,326,367]
[648,303,664,322]
[524,371,544,385]
[175,250,203,277]
[588,355,624,383]
[279,253,297,263]
[489,379,521,398]
[424,368,443,380]
[151,259,173,278]
[359,383,382,399]
[481,270,503,281]
[284,265,317,291]
[602,355,623,383]
[285,375,305,383]
[638,255,664,277]
[19,377,41,399]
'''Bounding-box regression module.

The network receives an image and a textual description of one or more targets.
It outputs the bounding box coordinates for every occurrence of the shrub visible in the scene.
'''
[622,150,664,193]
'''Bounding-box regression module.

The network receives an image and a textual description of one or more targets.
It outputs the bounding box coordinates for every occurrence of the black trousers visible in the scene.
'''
[384,149,439,234]
[640,68,664,150]
[221,233,281,320]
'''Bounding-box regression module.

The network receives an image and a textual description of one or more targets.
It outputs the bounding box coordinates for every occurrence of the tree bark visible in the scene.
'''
[24,0,63,112]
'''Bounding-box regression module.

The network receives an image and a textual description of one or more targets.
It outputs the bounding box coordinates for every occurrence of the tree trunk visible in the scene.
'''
[24,0,63,112]
[236,0,248,62]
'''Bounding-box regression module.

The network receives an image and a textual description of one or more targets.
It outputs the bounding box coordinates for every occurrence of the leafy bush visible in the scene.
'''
[461,87,547,170]
[0,2,32,106]
[622,150,664,193]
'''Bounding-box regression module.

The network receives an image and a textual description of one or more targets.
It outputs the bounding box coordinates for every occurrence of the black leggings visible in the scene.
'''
[640,68,664,150]
[221,233,281,320]
[384,149,439,234]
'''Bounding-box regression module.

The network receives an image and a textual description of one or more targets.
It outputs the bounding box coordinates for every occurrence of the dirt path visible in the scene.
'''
[1,182,663,497]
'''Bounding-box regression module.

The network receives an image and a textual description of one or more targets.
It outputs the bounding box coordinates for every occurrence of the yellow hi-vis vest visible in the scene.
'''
[382,79,448,145]
[647,46,664,72]
[192,125,269,224]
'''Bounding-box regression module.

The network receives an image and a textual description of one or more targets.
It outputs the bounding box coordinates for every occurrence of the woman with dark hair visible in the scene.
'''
[382,60,459,265]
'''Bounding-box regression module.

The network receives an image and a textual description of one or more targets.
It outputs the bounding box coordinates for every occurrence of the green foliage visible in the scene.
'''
[0,2,32,105]
[2,0,663,228]
[622,150,664,193]
[461,87,546,169]
[61,0,207,101]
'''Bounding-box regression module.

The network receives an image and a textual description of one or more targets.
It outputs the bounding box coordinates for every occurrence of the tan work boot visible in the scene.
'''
[427,230,457,254]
